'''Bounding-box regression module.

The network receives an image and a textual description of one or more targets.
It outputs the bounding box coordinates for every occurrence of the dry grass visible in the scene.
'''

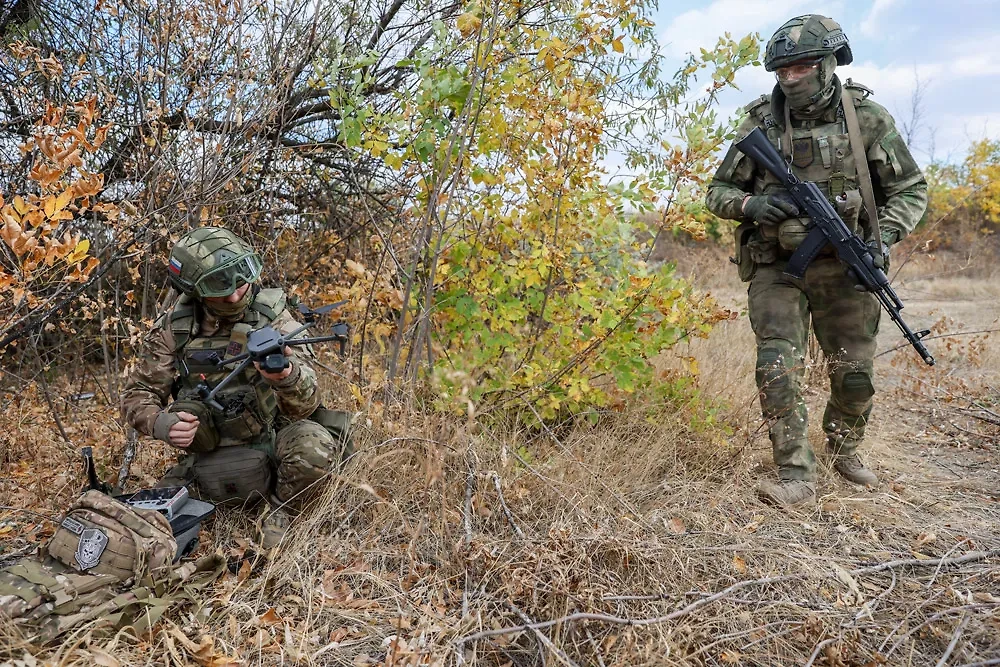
[2,242,1000,665]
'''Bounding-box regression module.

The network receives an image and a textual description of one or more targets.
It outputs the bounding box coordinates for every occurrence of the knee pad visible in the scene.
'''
[193,447,272,508]
[835,370,875,408]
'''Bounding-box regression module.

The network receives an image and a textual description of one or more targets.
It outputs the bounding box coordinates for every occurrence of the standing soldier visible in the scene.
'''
[706,15,927,506]
[123,227,352,545]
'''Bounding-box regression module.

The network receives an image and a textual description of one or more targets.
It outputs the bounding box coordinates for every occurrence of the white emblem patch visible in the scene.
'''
[75,528,109,570]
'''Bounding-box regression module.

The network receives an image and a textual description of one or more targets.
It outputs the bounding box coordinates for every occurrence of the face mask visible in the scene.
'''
[779,69,823,108]
[778,53,837,114]
[202,287,252,319]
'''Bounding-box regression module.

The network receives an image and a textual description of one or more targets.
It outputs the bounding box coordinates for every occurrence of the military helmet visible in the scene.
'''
[167,227,263,298]
[764,15,853,72]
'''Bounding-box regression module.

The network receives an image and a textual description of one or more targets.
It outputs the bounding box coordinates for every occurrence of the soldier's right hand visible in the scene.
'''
[742,193,800,224]
[167,411,200,448]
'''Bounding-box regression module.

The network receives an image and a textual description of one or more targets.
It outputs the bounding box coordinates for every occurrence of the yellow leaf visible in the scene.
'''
[55,188,73,213]
[456,11,481,38]
[12,196,29,216]
[66,238,90,264]
[612,37,624,53]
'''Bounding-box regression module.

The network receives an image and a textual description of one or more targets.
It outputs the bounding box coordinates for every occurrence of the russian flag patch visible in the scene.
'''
[168,257,182,275]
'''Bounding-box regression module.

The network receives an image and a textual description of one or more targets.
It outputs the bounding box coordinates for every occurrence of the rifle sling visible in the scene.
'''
[785,226,829,279]
[841,88,880,242]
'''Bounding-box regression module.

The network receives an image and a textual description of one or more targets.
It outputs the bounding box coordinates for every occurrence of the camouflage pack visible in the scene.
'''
[0,491,223,643]
[0,553,224,642]
[44,490,176,582]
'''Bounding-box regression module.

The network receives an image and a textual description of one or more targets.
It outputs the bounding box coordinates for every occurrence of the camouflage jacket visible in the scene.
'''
[706,78,927,243]
[122,287,321,446]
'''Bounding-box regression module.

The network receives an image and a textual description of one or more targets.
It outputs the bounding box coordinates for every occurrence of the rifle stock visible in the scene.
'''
[734,127,934,366]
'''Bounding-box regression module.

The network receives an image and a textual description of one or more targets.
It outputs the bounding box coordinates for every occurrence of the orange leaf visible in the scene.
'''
[54,188,73,213]
[665,517,686,535]
[732,555,747,574]
[259,607,284,626]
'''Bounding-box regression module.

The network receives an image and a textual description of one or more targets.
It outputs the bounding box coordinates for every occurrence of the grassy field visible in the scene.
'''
[1,242,999,665]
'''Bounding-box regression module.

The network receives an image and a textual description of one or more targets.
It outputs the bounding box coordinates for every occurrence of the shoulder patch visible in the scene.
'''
[844,78,874,100]
[742,94,776,129]
[250,288,287,322]
[743,94,770,114]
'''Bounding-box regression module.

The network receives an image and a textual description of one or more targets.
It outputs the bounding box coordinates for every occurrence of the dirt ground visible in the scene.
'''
[677,240,1000,539]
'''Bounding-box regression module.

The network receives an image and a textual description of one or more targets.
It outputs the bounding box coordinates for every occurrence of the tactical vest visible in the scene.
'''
[745,81,873,245]
[169,288,286,447]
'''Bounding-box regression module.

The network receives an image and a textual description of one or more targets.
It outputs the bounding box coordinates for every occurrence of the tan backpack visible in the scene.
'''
[44,490,177,582]
[0,491,223,643]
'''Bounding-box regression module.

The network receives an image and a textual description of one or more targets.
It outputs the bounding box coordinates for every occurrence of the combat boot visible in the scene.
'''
[256,496,293,549]
[832,454,878,486]
[758,478,816,507]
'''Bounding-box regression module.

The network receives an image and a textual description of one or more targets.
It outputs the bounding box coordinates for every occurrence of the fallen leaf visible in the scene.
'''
[664,517,685,535]
[259,607,284,626]
[89,648,120,667]
[732,555,747,574]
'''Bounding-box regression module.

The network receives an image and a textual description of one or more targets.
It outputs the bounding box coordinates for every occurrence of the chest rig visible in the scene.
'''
[747,82,874,245]
[169,289,286,447]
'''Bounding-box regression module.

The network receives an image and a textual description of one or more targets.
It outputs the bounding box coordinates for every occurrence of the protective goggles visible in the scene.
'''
[774,59,821,82]
[193,253,263,297]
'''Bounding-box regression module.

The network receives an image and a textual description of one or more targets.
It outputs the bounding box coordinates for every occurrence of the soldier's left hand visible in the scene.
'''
[255,346,294,381]
[866,240,889,271]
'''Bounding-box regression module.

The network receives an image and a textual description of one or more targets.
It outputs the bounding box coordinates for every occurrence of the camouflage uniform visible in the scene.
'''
[122,228,347,510]
[706,16,927,485]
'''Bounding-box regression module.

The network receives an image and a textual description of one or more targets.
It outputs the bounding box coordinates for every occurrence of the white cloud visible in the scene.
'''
[859,0,904,38]
[660,0,814,58]
[838,60,944,100]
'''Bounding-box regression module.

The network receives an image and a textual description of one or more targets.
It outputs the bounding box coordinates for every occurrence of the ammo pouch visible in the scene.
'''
[44,491,176,583]
[733,222,779,282]
[309,407,355,462]
[167,399,219,453]
[193,446,273,507]
[772,189,864,251]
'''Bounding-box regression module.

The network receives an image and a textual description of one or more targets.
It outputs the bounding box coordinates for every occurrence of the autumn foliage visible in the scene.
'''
[1,0,759,420]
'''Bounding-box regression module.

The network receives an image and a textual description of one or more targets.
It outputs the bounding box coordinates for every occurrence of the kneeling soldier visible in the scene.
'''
[123,227,350,547]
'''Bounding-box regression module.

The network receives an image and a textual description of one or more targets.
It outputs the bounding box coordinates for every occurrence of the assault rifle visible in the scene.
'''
[734,127,935,366]
[194,303,349,414]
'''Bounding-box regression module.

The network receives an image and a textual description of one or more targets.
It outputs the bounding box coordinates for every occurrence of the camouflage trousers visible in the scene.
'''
[159,420,345,508]
[748,256,880,481]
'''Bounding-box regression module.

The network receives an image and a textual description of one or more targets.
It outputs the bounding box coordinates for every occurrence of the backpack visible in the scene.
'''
[0,491,224,642]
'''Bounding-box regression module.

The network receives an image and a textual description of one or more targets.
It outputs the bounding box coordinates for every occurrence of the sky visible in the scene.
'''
[651,0,1000,165]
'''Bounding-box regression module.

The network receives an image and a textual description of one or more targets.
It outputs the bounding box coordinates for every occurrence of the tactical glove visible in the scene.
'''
[844,240,890,292]
[742,192,800,225]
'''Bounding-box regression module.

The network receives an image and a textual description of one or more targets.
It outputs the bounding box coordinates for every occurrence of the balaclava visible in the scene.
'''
[202,286,253,319]
[778,53,838,118]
